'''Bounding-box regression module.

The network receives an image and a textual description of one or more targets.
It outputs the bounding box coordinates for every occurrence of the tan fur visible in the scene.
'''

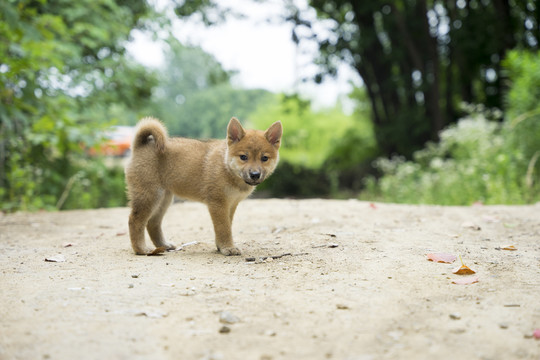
[125,117,282,256]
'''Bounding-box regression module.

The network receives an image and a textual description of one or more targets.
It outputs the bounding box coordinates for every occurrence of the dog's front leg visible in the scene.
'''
[207,201,241,256]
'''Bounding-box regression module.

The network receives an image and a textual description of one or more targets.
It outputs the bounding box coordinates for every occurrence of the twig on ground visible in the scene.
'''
[312,243,339,248]
[172,241,199,251]
[245,252,309,262]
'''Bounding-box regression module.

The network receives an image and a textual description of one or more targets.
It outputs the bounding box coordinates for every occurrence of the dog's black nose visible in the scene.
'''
[249,171,261,180]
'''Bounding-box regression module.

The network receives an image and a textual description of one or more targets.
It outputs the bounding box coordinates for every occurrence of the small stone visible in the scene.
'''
[131,274,139,278]
[499,322,509,329]
[219,311,240,324]
[219,326,231,334]
[336,304,350,310]
[45,254,65,263]
[449,313,461,320]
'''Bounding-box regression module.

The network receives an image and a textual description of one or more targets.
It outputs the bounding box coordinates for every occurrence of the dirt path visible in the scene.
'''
[1,199,539,359]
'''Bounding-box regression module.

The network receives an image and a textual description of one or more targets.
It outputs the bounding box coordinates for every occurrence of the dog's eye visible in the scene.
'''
[261,155,269,162]
[240,154,248,161]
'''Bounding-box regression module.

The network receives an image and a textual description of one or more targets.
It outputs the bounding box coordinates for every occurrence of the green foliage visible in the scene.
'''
[288,0,538,157]
[58,160,128,210]
[362,113,524,204]
[0,0,156,211]
[251,94,377,197]
[249,94,358,168]
[362,51,540,205]
[502,50,540,173]
[256,161,333,198]
[148,38,273,139]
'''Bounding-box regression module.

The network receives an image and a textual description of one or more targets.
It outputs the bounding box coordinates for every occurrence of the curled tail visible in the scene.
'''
[132,117,167,153]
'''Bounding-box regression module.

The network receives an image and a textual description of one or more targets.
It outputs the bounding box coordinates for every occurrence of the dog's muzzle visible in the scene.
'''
[244,170,263,186]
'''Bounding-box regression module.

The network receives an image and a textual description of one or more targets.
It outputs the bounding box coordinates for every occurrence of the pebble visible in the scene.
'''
[45,254,65,263]
[449,313,461,320]
[219,311,240,324]
[219,326,231,334]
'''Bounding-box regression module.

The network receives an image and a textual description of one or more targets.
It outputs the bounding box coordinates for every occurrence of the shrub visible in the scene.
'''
[362,50,540,205]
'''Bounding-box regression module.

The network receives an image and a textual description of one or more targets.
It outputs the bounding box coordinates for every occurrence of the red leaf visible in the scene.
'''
[427,253,457,263]
[452,276,479,285]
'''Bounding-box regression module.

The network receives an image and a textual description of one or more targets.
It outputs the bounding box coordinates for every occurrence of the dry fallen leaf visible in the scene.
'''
[147,247,166,256]
[427,253,457,263]
[452,276,479,285]
[453,255,476,275]
[453,264,476,275]
[501,245,517,251]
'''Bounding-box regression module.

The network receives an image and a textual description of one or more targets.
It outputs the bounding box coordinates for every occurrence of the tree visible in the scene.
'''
[289,0,538,156]
[173,0,539,157]
[149,38,274,139]
[0,0,157,211]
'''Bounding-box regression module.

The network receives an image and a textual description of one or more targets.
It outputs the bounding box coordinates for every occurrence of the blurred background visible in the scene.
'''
[1,0,539,211]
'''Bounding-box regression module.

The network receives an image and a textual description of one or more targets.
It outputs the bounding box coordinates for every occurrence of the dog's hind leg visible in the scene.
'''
[147,190,175,250]
[128,190,162,255]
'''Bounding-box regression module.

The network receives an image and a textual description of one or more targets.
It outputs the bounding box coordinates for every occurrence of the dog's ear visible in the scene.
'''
[227,117,246,144]
[265,121,282,148]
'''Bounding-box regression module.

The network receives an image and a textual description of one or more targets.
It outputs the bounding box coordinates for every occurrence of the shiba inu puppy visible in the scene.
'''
[125,117,282,256]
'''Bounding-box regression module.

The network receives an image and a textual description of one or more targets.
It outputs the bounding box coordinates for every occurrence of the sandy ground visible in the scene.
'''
[0,199,539,360]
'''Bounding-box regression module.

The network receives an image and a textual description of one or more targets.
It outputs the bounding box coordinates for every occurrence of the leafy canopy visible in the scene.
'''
[0,0,156,211]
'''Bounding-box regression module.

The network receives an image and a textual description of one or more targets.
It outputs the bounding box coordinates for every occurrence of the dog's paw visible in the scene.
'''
[219,247,242,256]
[133,247,153,255]
[163,242,177,251]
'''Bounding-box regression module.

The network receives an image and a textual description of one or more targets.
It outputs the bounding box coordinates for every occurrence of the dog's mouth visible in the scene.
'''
[244,179,262,186]
[242,171,265,186]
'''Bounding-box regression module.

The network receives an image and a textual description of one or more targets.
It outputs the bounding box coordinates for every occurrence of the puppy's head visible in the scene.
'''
[226,117,282,186]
